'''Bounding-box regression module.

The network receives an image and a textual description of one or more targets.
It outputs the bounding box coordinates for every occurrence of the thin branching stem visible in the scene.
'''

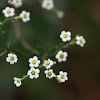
[0,50,7,57]
[48,38,76,57]
[0,16,21,26]
[12,18,40,55]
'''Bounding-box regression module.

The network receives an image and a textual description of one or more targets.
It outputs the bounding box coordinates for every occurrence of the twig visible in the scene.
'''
[13,20,39,55]
[48,38,76,57]
[0,50,7,57]
[0,16,21,26]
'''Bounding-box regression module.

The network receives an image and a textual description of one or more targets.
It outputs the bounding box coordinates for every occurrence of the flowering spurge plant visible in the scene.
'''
[0,0,86,87]
[12,32,85,87]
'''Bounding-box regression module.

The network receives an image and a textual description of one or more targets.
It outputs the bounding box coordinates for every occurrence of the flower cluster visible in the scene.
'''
[2,6,30,23]
[0,0,86,87]
[11,30,86,87]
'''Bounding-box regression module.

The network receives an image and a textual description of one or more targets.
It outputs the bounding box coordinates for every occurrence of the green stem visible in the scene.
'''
[0,16,21,26]
[0,22,2,25]
[20,61,56,81]
[51,8,59,14]
[39,64,43,68]
[55,75,61,83]
[0,50,7,57]
[49,38,76,57]
[60,38,76,49]
[20,75,29,81]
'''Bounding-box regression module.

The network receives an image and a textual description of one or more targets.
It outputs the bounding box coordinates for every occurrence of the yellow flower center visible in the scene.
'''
[59,53,64,58]
[45,61,50,65]
[63,34,67,38]
[79,38,84,43]
[47,72,52,76]
[31,71,35,75]
[7,10,11,14]
[32,60,36,64]
[16,0,19,3]
[10,56,14,61]
[23,14,27,18]
[17,80,20,83]
[61,74,64,79]
[46,2,50,6]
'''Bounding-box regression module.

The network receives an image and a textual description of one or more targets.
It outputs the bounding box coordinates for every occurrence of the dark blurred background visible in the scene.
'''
[0,0,100,100]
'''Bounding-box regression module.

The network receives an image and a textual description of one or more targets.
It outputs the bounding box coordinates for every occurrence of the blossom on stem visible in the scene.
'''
[27,68,40,79]
[43,59,53,69]
[44,69,55,79]
[2,7,15,17]
[20,11,30,22]
[29,56,40,68]
[60,31,71,42]
[6,53,18,64]
[42,0,54,10]
[14,77,22,87]
[57,71,68,83]
[55,50,68,62]
[8,0,22,8]
[57,11,64,19]
[76,36,86,47]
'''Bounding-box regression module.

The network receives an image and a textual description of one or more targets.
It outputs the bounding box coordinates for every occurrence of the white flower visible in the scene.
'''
[42,0,54,10]
[43,59,53,69]
[57,11,64,19]
[60,31,71,42]
[20,11,30,22]
[8,0,22,8]
[76,36,86,47]
[27,68,40,79]
[8,0,14,4]
[6,53,18,64]
[14,77,22,87]
[57,71,68,83]
[2,7,15,17]
[55,50,68,62]
[29,56,40,68]
[44,69,55,79]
